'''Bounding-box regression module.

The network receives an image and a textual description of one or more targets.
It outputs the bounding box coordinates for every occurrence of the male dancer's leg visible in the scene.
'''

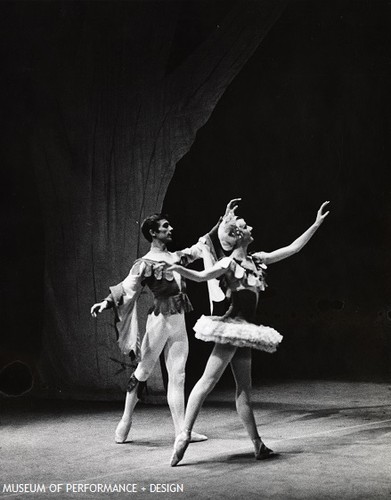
[163,313,188,436]
[116,313,169,442]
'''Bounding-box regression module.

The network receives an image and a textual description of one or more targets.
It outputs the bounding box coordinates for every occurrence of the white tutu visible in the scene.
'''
[194,315,283,353]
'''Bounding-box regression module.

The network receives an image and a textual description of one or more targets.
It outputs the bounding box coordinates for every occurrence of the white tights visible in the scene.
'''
[120,312,188,436]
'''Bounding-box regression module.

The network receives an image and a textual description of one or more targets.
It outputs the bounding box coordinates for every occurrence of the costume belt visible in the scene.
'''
[149,292,193,316]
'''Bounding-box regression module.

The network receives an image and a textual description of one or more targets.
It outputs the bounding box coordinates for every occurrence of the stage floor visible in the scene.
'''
[1,380,391,499]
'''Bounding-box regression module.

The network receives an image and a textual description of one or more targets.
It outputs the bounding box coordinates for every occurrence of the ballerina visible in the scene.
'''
[168,201,330,466]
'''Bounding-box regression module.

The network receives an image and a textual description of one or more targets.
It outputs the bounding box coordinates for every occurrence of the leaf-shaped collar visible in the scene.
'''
[229,256,267,291]
[138,258,176,281]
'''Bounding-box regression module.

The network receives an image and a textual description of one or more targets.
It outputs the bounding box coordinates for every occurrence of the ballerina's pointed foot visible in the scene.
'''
[170,430,191,466]
[190,431,208,443]
[253,438,274,460]
[115,418,132,444]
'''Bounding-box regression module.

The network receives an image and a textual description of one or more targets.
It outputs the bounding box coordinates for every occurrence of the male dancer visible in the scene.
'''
[91,200,240,443]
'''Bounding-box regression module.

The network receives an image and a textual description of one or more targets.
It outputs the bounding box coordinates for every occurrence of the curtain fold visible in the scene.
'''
[29,0,286,395]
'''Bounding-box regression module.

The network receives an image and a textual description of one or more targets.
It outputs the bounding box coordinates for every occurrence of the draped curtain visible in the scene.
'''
[28,0,286,395]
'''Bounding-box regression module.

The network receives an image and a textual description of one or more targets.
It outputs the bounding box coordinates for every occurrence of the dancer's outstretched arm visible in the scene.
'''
[90,260,144,317]
[168,259,229,282]
[253,201,330,265]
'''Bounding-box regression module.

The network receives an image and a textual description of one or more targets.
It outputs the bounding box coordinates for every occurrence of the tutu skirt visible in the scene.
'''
[193,315,283,353]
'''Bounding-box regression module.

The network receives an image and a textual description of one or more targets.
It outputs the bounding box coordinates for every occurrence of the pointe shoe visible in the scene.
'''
[253,438,273,460]
[190,431,208,443]
[170,430,191,467]
[115,418,132,444]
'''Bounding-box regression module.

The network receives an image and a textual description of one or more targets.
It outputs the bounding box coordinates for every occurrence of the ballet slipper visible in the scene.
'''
[170,430,191,466]
[190,431,208,443]
[115,418,133,444]
[252,437,273,460]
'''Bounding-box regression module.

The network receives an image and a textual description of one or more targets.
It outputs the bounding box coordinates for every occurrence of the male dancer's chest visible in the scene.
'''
[142,251,183,293]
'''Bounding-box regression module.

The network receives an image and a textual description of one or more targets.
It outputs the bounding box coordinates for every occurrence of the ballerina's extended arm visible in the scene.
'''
[254,201,330,265]
[167,260,229,283]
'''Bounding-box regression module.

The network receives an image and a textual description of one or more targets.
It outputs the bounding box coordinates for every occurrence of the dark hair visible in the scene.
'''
[141,213,169,242]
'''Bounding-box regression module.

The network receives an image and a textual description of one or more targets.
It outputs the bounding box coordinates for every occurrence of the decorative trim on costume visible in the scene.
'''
[109,281,143,360]
[137,258,176,282]
[220,256,268,292]
[148,292,193,316]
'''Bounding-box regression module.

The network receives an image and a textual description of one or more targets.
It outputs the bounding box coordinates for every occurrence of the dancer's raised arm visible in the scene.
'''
[178,198,241,263]
[253,201,330,265]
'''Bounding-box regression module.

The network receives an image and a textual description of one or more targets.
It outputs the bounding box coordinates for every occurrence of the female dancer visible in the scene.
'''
[168,201,330,466]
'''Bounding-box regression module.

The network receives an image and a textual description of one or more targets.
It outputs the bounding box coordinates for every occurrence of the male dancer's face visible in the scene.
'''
[152,219,173,244]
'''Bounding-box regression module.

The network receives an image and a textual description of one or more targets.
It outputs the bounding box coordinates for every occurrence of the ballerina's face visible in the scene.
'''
[235,218,254,245]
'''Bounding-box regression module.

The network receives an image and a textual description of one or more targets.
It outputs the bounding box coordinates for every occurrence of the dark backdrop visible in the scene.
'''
[164,0,391,386]
[1,1,391,398]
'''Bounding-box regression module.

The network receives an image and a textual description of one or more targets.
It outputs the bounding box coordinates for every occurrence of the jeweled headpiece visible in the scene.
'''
[217,211,244,251]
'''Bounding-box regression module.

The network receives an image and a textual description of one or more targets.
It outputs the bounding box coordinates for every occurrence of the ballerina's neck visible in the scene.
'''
[231,246,248,261]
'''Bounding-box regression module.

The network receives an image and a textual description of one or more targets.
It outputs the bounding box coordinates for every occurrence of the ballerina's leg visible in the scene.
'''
[170,343,236,465]
[184,343,237,432]
[230,347,273,458]
[230,347,259,440]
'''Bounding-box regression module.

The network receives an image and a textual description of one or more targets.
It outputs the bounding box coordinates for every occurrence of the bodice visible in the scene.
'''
[221,256,267,294]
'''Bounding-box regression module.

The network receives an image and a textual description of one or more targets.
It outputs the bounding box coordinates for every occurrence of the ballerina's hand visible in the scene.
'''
[224,198,242,217]
[167,264,181,272]
[315,201,330,225]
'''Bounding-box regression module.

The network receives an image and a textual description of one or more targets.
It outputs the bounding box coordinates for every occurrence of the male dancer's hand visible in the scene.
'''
[90,300,109,317]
